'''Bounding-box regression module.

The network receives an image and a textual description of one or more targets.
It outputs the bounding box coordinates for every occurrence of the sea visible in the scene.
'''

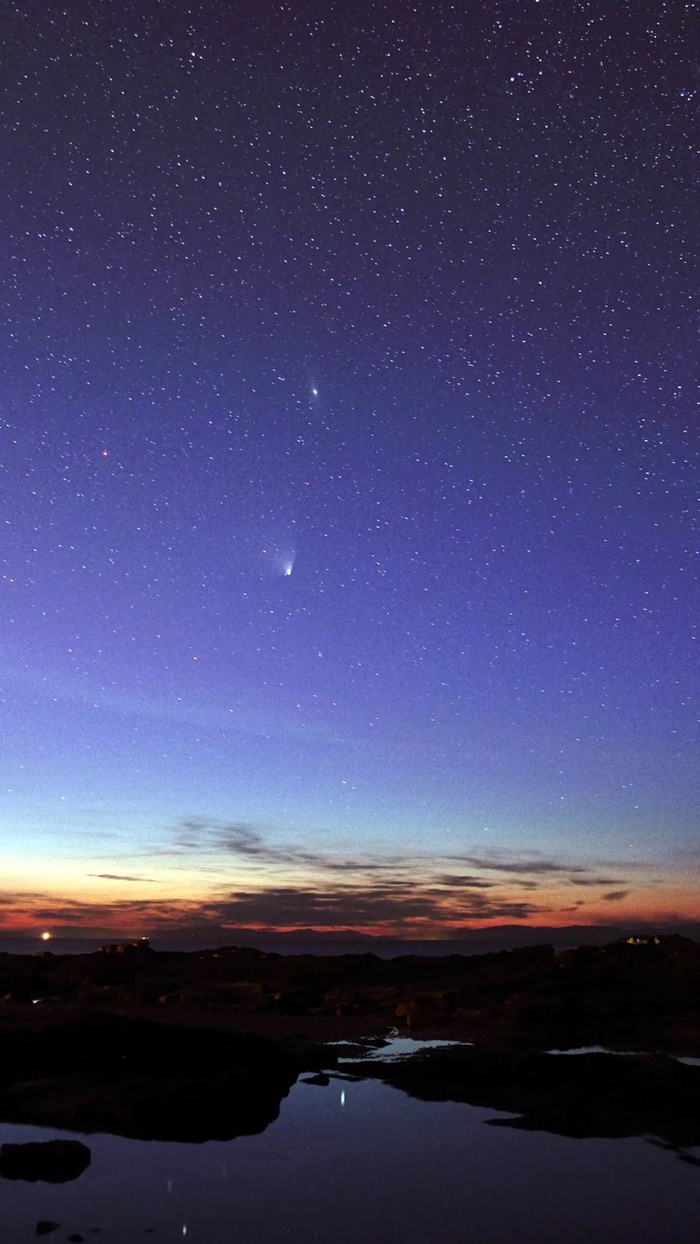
[1,936,523,957]
[0,929,629,958]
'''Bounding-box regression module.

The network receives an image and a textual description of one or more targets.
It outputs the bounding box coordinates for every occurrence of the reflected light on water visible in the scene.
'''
[1,1078,700,1243]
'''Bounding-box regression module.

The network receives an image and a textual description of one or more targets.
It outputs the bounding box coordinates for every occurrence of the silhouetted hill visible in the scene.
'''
[3,922,700,959]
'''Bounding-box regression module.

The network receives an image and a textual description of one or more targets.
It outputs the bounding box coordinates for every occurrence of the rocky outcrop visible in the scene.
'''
[0,938,699,1151]
[348,1046,700,1152]
[0,1010,299,1142]
[0,1139,90,1183]
[1,934,699,1054]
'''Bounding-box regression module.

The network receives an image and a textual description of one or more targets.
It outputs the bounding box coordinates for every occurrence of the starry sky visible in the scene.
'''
[1,0,698,940]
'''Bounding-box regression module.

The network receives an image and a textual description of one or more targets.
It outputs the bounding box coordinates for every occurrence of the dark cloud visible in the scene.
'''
[453,855,589,876]
[202,884,543,929]
[434,874,497,889]
[0,876,693,941]
[0,891,197,929]
[88,874,158,883]
[0,822,675,939]
[1,871,543,932]
[568,877,626,888]
[0,892,50,906]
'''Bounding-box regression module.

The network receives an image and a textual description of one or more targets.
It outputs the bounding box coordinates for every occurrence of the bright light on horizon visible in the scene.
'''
[40,931,52,941]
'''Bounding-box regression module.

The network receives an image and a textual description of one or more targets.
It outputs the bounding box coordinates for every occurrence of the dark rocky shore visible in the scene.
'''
[4,931,700,1047]
[1,933,699,1153]
[0,1008,300,1142]
[342,1046,700,1157]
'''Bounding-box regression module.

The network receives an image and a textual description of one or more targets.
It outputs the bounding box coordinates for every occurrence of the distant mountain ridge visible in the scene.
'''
[3,921,700,957]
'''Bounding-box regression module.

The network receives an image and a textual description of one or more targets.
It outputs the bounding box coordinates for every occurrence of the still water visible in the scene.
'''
[1,1072,699,1244]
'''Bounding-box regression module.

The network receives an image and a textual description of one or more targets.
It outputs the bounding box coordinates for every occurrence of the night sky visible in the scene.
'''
[1,0,698,939]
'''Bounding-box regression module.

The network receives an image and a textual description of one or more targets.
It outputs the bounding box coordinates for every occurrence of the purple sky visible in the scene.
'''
[1,0,698,936]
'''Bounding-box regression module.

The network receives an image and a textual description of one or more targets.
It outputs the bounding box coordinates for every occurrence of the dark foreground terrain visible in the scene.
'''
[1,933,699,1153]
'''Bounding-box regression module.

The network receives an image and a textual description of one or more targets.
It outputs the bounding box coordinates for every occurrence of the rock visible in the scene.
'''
[301,1072,331,1086]
[67,1236,84,1242]
[0,1011,299,1143]
[35,1224,60,1237]
[0,935,699,1050]
[353,1045,700,1152]
[0,1140,90,1183]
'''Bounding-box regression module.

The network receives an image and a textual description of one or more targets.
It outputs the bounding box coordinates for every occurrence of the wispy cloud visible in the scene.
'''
[173,820,401,873]
[3,820,692,937]
[568,876,626,888]
[451,855,590,876]
[2,669,354,749]
[87,873,159,883]
[433,874,497,890]
[168,820,634,887]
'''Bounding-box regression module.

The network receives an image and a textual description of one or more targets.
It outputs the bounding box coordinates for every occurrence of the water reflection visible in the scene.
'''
[0,1138,90,1183]
[342,1045,700,1163]
[1,1076,700,1243]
